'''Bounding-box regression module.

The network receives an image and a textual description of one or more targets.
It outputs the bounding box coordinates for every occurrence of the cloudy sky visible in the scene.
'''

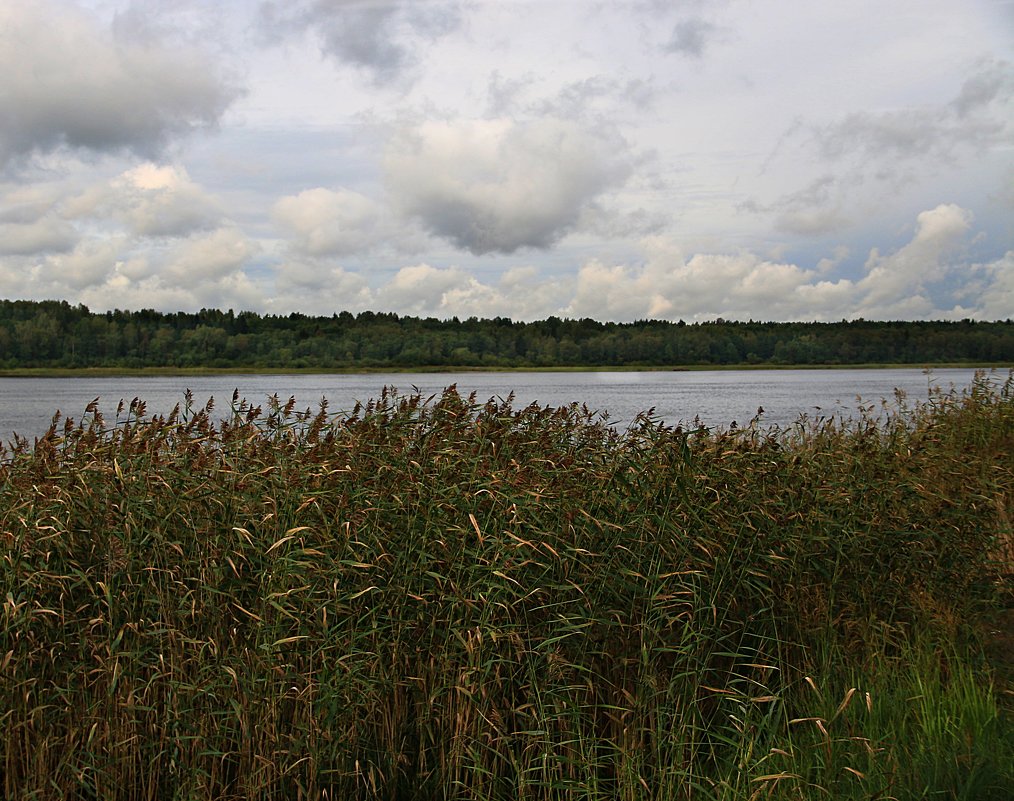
[1,0,1012,322]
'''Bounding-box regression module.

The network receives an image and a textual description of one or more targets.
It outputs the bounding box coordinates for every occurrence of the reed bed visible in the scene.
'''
[1,373,1012,800]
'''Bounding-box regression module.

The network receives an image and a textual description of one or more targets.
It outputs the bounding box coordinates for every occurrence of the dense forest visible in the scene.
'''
[1,299,1012,369]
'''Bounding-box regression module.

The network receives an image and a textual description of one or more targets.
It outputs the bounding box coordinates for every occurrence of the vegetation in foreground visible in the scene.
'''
[1,373,1012,800]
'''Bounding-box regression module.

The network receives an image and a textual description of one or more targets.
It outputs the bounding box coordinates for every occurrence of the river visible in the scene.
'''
[1,367,1007,444]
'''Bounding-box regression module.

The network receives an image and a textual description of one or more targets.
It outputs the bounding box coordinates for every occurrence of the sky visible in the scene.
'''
[0,0,1012,323]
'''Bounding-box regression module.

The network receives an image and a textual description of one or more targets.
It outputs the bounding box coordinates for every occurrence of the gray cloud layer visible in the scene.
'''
[0,0,239,167]
[259,0,461,85]
[665,17,720,58]
[746,60,1014,236]
[812,61,1013,165]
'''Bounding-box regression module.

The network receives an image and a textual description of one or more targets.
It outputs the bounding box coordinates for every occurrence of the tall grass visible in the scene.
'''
[1,373,1012,800]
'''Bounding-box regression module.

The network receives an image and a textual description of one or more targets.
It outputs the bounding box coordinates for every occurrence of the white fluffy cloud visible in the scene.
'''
[560,205,1001,322]
[259,261,569,321]
[369,263,567,320]
[273,188,393,256]
[1,201,1009,323]
[113,164,224,237]
[384,118,633,254]
[855,204,973,315]
[375,263,476,315]
[63,163,224,237]
[263,204,1008,322]
[49,238,124,290]
[67,235,262,313]
[565,251,831,322]
[970,251,1014,321]
[270,262,373,316]
[0,0,238,166]
[165,227,257,283]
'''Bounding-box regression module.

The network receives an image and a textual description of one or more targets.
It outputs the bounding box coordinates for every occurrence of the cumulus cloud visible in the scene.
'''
[0,182,81,255]
[0,0,239,166]
[165,227,257,283]
[62,163,224,237]
[271,262,374,314]
[384,117,633,254]
[273,187,394,256]
[563,248,837,322]
[48,238,125,290]
[855,203,972,315]
[113,164,223,237]
[969,251,1014,321]
[77,269,265,317]
[0,218,79,256]
[3,200,1005,322]
[246,205,1004,323]
[369,262,568,320]
[0,161,225,276]
[375,263,476,315]
[30,228,261,313]
[0,239,123,301]
[255,259,569,320]
[54,163,227,237]
[259,0,461,85]
[560,205,992,322]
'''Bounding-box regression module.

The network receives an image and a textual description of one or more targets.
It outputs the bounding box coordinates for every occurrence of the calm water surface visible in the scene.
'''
[0,368,1005,443]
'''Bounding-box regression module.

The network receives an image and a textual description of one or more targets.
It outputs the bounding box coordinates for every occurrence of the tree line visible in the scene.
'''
[1,299,1012,369]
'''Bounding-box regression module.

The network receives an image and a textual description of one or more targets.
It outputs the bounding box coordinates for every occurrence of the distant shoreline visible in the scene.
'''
[0,362,1011,378]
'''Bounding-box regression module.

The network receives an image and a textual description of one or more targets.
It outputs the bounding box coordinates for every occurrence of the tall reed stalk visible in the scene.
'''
[2,374,1012,800]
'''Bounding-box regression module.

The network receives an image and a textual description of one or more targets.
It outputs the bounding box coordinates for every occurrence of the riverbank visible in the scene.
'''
[0,361,1010,378]
[1,375,1011,800]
